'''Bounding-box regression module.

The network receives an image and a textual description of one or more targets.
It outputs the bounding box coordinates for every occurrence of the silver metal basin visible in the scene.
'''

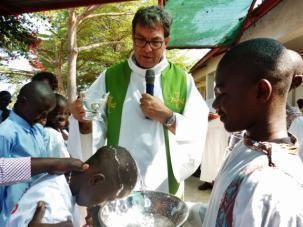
[99,190,189,227]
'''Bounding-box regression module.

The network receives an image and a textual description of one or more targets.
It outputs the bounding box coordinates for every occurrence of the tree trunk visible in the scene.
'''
[55,44,65,95]
[67,8,78,103]
[158,0,164,7]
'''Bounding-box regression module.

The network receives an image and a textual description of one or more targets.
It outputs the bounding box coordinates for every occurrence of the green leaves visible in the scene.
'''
[0,15,42,58]
[2,0,193,93]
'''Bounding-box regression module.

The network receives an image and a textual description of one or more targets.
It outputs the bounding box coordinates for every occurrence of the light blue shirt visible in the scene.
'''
[0,109,11,124]
[0,111,49,225]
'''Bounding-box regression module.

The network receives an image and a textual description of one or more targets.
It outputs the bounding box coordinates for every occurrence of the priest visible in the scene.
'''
[68,5,208,196]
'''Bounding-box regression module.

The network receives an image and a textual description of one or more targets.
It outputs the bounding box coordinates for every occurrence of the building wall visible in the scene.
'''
[240,0,303,44]
[192,0,303,104]
[193,54,223,100]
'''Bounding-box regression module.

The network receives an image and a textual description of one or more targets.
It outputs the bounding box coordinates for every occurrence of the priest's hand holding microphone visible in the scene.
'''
[140,69,176,134]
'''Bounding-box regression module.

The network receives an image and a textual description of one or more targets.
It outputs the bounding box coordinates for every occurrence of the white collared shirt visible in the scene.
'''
[6,174,79,226]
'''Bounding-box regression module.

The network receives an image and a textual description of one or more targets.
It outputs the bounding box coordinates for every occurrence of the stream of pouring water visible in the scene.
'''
[113,147,124,197]
[137,163,149,207]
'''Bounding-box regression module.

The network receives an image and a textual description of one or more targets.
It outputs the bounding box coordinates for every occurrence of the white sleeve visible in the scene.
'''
[233,168,303,227]
[88,72,107,153]
[67,116,84,160]
[5,196,36,226]
[6,176,73,226]
[45,128,68,158]
[67,72,107,161]
[169,74,209,182]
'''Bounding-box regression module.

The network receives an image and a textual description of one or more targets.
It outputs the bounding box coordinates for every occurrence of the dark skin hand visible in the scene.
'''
[31,157,89,176]
[28,201,73,227]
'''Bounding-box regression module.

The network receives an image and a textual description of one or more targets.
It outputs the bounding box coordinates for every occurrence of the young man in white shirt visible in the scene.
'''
[6,145,138,226]
[203,38,303,227]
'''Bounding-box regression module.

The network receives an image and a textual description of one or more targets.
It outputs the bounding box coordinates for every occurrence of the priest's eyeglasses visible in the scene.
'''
[133,38,164,49]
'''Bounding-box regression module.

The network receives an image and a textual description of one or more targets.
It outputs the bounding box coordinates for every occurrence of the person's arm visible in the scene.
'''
[158,74,209,183]
[68,72,107,161]
[170,75,208,142]
[0,157,89,186]
[69,72,106,135]
[31,157,89,175]
[0,157,31,186]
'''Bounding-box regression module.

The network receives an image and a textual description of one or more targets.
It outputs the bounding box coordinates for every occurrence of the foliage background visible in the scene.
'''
[1,1,197,95]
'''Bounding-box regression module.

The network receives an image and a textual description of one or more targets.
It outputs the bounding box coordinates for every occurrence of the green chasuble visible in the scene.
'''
[105,60,187,195]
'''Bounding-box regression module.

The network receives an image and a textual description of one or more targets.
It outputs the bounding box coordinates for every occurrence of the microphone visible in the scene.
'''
[145,69,155,120]
[145,69,155,96]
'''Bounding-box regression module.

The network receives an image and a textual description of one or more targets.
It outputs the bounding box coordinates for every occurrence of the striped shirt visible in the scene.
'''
[0,157,31,186]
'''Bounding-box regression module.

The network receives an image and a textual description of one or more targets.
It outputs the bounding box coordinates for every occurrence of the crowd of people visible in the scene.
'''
[0,72,139,226]
[1,5,303,227]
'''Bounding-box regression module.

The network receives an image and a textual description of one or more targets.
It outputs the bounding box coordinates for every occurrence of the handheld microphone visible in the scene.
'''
[145,69,155,120]
[145,69,155,96]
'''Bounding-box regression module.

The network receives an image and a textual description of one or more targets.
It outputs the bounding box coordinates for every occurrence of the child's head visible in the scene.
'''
[297,99,303,109]
[213,38,303,132]
[46,94,68,130]
[14,81,56,126]
[0,90,11,110]
[71,145,138,207]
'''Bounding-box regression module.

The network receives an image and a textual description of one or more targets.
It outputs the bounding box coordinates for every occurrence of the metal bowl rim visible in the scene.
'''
[99,190,189,227]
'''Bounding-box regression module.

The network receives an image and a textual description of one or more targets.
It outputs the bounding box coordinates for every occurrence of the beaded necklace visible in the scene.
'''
[243,133,298,167]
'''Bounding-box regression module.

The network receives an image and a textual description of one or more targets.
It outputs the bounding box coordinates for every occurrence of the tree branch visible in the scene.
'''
[77,5,102,24]
[0,69,33,78]
[35,49,56,64]
[37,48,53,55]
[38,55,55,65]
[85,5,101,14]
[77,41,124,52]
[81,12,133,21]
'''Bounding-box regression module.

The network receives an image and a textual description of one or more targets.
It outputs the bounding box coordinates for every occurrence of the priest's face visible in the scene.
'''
[133,23,170,69]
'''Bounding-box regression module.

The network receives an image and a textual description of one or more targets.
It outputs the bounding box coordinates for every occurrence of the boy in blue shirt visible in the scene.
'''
[0,81,56,225]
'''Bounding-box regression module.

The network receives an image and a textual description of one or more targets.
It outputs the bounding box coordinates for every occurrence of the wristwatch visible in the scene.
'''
[164,112,176,127]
